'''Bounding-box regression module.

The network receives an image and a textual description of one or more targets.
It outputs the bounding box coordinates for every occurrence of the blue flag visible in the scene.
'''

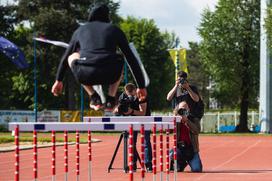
[0,36,29,69]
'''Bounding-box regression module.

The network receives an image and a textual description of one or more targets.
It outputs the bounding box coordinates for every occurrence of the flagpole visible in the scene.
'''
[124,62,128,84]
[33,32,38,122]
[80,86,84,122]
[175,40,180,81]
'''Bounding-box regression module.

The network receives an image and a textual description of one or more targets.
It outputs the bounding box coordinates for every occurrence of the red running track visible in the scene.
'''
[1,135,272,181]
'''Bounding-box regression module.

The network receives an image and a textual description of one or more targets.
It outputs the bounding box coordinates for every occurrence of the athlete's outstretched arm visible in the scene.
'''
[117,29,146,89]
[52,30,79,96]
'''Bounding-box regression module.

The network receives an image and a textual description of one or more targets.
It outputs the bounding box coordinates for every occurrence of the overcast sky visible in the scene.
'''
[117,0,218,48]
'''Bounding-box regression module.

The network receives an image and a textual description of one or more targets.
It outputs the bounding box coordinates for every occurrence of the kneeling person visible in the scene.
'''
[170,101,203,172]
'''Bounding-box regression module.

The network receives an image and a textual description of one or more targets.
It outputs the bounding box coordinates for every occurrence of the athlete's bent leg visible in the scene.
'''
[82,85,95,96]
[68,53,103,110]
[108,74,123,97]
[68,52,80,67]
[105,68,123,110]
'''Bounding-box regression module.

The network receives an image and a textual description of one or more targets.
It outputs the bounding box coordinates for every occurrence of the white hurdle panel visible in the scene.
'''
[84,116,180,123]
[9,116,180,132]
[9,122,175,131]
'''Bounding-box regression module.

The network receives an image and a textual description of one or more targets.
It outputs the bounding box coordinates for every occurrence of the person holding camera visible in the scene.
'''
[167,71,204,172]
[113,83,152,172]
[170,101,203,172]
[167,71,203,119]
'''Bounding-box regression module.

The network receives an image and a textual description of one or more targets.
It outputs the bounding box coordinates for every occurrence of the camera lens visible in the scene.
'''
[177,108,189,116]
[179,78,186,85]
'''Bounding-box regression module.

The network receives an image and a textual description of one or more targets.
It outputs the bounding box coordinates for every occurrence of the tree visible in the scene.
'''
[0,4,29,109]
[0,4,16,36]
[2,1,177,111]
[186,42,209,108]
[198,0,260,132]
[120,17,177,109]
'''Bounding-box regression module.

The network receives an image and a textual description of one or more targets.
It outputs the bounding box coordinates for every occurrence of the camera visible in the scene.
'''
[117,94,135,114]
[179,78,187,85]
[177,108,190,116]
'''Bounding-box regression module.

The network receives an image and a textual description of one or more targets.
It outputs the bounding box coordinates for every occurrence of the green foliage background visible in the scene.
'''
[198,0,260,131]
[0,1,180,110]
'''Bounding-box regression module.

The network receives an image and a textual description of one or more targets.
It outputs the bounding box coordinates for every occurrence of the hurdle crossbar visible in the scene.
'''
[9,122,174,131]
[84,116,180,123]
[9,116,180,132]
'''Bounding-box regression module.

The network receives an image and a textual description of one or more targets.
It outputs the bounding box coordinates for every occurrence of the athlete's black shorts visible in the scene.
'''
[71,58,124,85]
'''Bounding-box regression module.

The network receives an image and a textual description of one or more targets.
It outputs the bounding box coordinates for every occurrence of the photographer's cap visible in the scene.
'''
[177,71,187,79]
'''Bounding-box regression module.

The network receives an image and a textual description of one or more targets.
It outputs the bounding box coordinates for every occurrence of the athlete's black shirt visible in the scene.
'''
[56,21,146,88]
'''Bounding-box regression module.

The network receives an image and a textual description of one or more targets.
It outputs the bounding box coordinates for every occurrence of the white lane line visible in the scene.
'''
[195,140,262,181]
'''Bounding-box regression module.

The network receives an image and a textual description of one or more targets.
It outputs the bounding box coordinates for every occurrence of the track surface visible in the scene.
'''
[1,135,272,181]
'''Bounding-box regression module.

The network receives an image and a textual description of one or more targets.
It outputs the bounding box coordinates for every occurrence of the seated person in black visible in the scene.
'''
[51,3,147,110]
[113,83,152,172]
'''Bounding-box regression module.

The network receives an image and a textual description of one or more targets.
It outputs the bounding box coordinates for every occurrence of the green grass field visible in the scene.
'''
[0,132,122,144]
[0,132,270,144]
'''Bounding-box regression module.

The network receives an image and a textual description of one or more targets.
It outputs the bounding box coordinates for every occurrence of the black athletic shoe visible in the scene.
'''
[132,163,137,172]
[89,92,103,110]
[145,162,153,173]
[177,167,184,172]
[104,95,116,111]
[170,160,174,171]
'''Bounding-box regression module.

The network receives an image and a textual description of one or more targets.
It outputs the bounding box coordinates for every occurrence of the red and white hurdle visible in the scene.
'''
[9,116,180,181]
[64,130,68,181]
[140,124,145,181]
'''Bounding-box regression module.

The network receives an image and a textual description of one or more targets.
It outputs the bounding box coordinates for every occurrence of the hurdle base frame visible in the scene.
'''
[107,131,141,173]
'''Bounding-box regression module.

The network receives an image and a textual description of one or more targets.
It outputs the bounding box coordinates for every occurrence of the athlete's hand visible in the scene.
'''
[137,88,147,101]
[51,80,63,96]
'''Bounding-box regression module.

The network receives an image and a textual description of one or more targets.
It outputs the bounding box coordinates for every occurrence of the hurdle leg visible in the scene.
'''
[15,125,19,181]
[64,130,68,181]
[88,130,92,181]
[152,124,157,181]
[33,130,38,181]
[76,131,80,181]
[128,124,134,181]
[52,130,56,181]
[173,118,177,181]
[140,124,145,181]
[166,125,170,181]
[159,125,163,181]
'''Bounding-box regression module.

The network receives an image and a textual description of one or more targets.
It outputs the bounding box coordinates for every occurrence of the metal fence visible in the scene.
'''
[1,110,260,133]
[152,111,260,133]
[200,111,259,133]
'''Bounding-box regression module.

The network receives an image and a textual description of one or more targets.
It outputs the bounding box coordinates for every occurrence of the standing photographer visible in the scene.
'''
[114,83,152,172]
[166,71,204,120]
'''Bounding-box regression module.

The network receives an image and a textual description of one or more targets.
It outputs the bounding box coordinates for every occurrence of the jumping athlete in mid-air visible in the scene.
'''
[51,3,147,110]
